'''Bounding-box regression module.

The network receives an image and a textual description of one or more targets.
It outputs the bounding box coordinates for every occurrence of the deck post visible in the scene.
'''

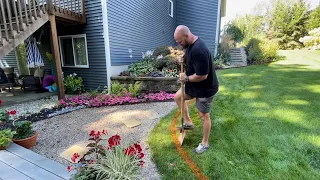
[49,15,65,100]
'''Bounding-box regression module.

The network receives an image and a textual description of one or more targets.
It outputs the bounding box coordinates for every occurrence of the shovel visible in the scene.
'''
[178,61,186,145]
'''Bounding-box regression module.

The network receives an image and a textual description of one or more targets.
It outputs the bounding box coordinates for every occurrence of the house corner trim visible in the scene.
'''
[214,0,222,57]
[101,0,111,94]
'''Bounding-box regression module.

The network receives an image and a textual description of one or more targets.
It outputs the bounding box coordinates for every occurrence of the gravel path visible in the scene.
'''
[30,101,177,180]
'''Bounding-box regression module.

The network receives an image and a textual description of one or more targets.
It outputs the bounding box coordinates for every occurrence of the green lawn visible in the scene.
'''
[148,50,320,180]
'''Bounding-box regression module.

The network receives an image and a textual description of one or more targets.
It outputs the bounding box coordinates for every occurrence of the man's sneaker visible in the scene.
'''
[194,143,209,153]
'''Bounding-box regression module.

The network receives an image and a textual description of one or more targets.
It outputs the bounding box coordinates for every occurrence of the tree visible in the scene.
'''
[225,23,244,45]
[307,6,320,31]
[267,0,310,49]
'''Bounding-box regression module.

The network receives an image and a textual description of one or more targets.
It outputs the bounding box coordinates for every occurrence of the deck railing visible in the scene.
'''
[0,0,85,46]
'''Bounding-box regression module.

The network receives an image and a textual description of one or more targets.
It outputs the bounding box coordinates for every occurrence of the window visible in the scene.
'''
[168,0,173,18]
[58,34,89,68]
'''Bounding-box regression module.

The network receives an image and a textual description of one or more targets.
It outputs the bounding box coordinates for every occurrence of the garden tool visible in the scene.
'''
[178,61,186,145]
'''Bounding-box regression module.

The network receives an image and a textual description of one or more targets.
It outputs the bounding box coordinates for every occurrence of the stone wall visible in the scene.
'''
[111,76,180,93]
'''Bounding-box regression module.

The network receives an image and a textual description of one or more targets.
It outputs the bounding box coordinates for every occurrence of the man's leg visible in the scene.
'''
[194,96,214,153]
[199,112,211,146]
[173,88,193,125]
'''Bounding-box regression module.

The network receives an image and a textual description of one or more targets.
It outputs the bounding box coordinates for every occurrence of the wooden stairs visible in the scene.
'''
[0,0,86,60]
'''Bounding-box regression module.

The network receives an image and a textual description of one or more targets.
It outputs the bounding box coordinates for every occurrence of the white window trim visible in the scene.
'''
[58,34,89,68]
[168,0,173,18]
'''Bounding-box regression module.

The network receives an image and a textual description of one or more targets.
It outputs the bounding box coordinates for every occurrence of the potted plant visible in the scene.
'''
[0,129,14,150]
[12,120,38,149]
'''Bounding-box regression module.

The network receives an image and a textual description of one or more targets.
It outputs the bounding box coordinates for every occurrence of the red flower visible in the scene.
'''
[8,110,17,115]
[0,100,2,106]
[139,153,144,159]
[140,161,144,167]
[89,130,95,136]
[134,143,142,153]
[71,153,80,162]
[102,129,108,135]
[89,160,94,164]
[108,134,121,148]
[125,146,136,156]
[67,165,72,172]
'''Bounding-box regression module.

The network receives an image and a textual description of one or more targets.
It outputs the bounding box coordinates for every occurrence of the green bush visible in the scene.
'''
[13,121,35,140]
[111,81,127,97]
[261,39,279,62]
[128,82,142,97]
[152,46,171,57]
[0,129,14,148]
[246,38,265,64]
[64,73,85,95]
[128,59,155,77]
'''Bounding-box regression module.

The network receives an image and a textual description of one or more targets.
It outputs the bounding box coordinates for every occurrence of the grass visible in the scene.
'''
[148,50,320,180]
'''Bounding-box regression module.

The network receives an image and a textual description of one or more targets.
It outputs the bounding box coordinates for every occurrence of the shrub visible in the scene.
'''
[111,81,127,97]
[64,73,85,95]
[128,59,155,77]
[153,46,171,57]
[13,121,35,140]
[246,38,265,64]
[299,27,320,50]
[0,129,14,148]
[261,39,279,62]
[128,82,142,97]
[68,130,144,180]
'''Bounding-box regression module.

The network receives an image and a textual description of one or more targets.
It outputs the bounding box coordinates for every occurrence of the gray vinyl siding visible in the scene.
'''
[0,50,18,74]
[107,0,177,66]
[176,0,219,54]
[58,0,106,91]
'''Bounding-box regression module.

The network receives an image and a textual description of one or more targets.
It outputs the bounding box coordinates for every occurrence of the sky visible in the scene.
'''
[221,0,320,27]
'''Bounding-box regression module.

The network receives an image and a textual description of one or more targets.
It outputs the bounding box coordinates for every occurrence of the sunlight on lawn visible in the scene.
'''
[306,85,320,94]
[248,102,269,108]
[305,135,320,147]
[284,99,310,105]
[240,91,260,99]
[223,73,244,77]
[273,108,310,128]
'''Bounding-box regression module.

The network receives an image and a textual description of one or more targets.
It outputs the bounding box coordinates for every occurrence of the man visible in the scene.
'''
[173,25,219,153]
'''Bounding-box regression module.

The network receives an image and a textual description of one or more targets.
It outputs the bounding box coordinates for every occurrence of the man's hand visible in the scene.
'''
[180,73,187,82]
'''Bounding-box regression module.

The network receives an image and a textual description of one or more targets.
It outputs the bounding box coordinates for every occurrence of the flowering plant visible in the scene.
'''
[59,91,175,109]
[68,130,144,180]
[63,73,85,95]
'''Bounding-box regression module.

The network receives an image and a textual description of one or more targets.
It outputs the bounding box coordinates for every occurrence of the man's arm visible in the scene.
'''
[187,73,208,82]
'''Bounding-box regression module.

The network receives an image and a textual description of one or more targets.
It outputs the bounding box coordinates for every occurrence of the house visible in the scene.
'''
[0,0,227,99]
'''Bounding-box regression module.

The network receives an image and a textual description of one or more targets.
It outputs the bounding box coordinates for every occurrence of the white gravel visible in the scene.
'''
[4,96,59,118]
[30,101,177,180]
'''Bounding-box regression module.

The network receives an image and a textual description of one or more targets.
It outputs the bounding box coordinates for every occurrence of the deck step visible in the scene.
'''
[0,143,72,180]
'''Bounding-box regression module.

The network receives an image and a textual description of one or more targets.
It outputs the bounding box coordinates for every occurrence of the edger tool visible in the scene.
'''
[178,61,186,145]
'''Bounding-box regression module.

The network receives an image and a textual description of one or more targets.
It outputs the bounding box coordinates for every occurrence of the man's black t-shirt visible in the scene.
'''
[185,38,219,98]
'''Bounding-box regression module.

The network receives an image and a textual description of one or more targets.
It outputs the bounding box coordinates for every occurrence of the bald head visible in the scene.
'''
[174,25,196,49]
[174,25,190,38]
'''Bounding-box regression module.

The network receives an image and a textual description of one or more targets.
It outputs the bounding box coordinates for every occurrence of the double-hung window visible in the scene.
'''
[168,0,173,18]
[58,34,89,68]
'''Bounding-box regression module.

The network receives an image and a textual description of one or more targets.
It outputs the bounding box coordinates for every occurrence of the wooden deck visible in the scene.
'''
[0,143,72,180]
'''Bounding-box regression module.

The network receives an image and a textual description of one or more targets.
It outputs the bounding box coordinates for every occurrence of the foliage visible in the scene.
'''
[122,46,184,77]
[64,73,85,95]
[0,109,9,123]
[213,56,225,69]
[306,6,320,31]
[0,129,14,148]
[13,121,35,140]
[227,14,265,46]
[68,130,144,180]
[266,0,309,49]
[299,27,320,49]
[128,82,142,97]
[260,39,280,61]
[245,38,265,64]
[128,58,156,77]
[225,23,244,44]
[111,81,127,97]
[161,68,179,77]
[153,46,171,57]
[16,42,29,75]
[59,91,175,108]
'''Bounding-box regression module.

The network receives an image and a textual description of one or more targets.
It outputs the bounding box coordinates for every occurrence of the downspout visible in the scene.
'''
[101,0,111,94]
[214,0,222,57]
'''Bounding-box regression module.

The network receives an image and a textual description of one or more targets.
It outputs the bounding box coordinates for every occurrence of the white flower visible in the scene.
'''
[157,55,163,60]
[73,73,77,76]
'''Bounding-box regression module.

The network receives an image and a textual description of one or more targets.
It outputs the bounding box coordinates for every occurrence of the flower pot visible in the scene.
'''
[13,131,38,149]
